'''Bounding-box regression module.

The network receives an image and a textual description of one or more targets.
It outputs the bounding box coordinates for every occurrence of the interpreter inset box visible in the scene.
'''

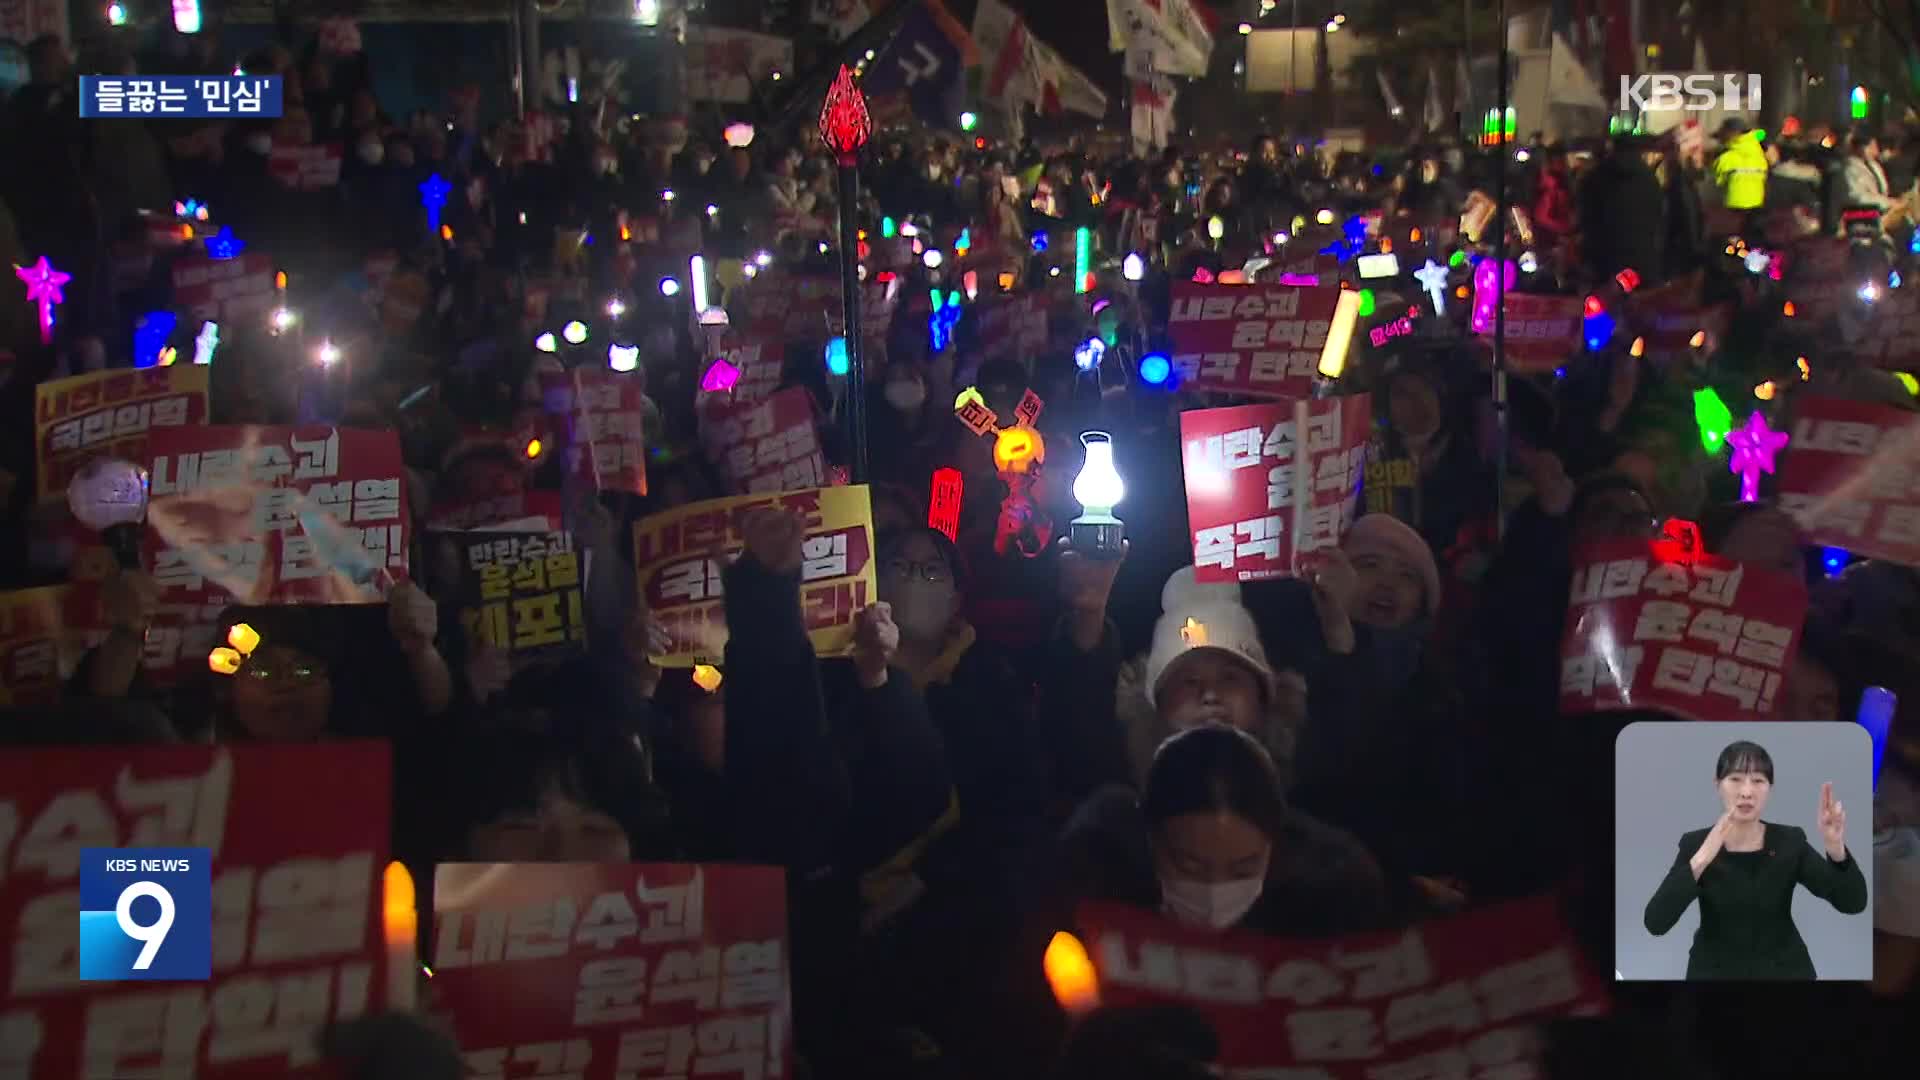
[1614,721,1873,981]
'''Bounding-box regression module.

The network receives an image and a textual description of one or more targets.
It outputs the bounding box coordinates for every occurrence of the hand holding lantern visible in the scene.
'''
[1069,431,1126,559]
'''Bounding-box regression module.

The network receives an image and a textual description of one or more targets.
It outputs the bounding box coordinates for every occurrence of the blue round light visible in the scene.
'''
[1140,353,1171,385]
[825,336,849,376]
[1821,546,1851,574]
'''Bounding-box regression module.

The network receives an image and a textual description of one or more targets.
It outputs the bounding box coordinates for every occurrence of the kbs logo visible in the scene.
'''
[1620,74,1763,113]
[78,846,212,980]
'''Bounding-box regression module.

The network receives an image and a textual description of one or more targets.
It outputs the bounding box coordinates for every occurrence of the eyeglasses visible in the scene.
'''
[243,663,328,685]
[886,558,950,584]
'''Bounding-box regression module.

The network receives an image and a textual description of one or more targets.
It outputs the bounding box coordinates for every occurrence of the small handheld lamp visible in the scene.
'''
[1069,431,1126,558]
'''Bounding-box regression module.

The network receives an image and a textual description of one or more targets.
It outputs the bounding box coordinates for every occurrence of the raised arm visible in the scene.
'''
[1797,786,1869,915]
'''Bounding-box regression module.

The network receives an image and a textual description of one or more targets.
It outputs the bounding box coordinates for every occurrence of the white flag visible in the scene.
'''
[1424,64,1445,132]
[1131,76,1176,155]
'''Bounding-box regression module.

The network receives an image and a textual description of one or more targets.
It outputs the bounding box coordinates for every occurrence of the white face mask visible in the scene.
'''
[357,141,385,166]
[884,380,926,411]
[1160,875,1264,930]
[245,133,273,155]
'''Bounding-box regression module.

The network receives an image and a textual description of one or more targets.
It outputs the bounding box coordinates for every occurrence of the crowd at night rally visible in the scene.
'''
[1,2,1919,1079]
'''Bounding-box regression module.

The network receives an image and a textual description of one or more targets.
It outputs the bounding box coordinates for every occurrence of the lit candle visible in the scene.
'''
[1043,931,1101,1015]
[382,861,417,1011]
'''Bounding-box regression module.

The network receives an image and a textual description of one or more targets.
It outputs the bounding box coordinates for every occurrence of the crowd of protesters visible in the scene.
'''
[3,20,1920,1080]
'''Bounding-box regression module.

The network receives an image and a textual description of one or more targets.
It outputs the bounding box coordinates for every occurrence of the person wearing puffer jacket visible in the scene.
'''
[1241,513,1476,916]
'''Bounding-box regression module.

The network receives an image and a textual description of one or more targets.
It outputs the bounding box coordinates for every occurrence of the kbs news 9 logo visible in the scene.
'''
[78,847,212,981]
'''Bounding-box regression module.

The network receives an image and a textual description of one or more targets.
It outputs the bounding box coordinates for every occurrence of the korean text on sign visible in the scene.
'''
[172,252,278,322]
[1077,894,1608,1079]
[715,334,780,404]
[1477,293,1583,373]
[1559,538,1808,722]
[0,741,396,1079]
[141,426,411,683]
[539,370,650,497]
[1179,396,1373,584]
[34,365,209,504]
[451,530,590,662]
[1166,282,1343,399]
[977,294,1050,361]
[0,585,104,708]
[429,862,792,1080]
[1777,395,1920,566]
[80,76,285,119]
[699,387,827,496]
[632,485,876,666]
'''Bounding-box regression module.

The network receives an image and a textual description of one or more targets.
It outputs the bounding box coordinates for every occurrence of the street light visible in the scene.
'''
[960,111,978,131]
[1238,23,1252,35]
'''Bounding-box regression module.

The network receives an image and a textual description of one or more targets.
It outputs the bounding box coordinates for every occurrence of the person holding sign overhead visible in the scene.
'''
[1643,740,1869,979]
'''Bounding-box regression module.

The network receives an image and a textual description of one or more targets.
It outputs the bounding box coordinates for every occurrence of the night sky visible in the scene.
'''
[998,0,1221,100]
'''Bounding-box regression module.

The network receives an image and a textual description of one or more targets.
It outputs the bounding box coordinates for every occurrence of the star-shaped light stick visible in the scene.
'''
[1726,410,1790,503]
[1414,259,1450,315]
[14,256,70,344]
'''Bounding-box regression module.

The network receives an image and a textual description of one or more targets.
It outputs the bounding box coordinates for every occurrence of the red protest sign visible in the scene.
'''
[538,370,650,497]
[977,292,1050,361]
[1477,293,1582,373]
[730,273,894,344]
[1559,538,1807,721]
[0,741,396,1079]
[1634,303,1730,366]
[1778,395,1920,565]
[711,330,783,404]
[1077,893,1607,1078]
[1179,395,1372,583]
[268,144,344,191]
[698,387,827,496]
[429,863,792,1080]
[142,426,411,682]
[1166,282,1342,399]
[172,252,277,323]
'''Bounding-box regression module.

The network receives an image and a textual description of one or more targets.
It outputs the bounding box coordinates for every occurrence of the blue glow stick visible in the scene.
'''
[1858,686,1896,791]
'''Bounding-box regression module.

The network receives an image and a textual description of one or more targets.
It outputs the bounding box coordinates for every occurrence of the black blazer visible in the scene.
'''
[1643,821,1869,980]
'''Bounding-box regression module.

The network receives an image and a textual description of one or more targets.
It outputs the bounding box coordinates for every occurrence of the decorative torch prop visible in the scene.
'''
[819,64,873,482]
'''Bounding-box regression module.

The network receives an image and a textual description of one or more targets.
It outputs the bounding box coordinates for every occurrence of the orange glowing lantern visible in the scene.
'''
[993,426,1045,474]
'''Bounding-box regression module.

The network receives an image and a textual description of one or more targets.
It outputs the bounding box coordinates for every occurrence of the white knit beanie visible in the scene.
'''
[1144,566,1275,706]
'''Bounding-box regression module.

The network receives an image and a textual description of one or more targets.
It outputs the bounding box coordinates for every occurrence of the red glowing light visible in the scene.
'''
[817,65,872,162]
[1583,295,1604,317]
